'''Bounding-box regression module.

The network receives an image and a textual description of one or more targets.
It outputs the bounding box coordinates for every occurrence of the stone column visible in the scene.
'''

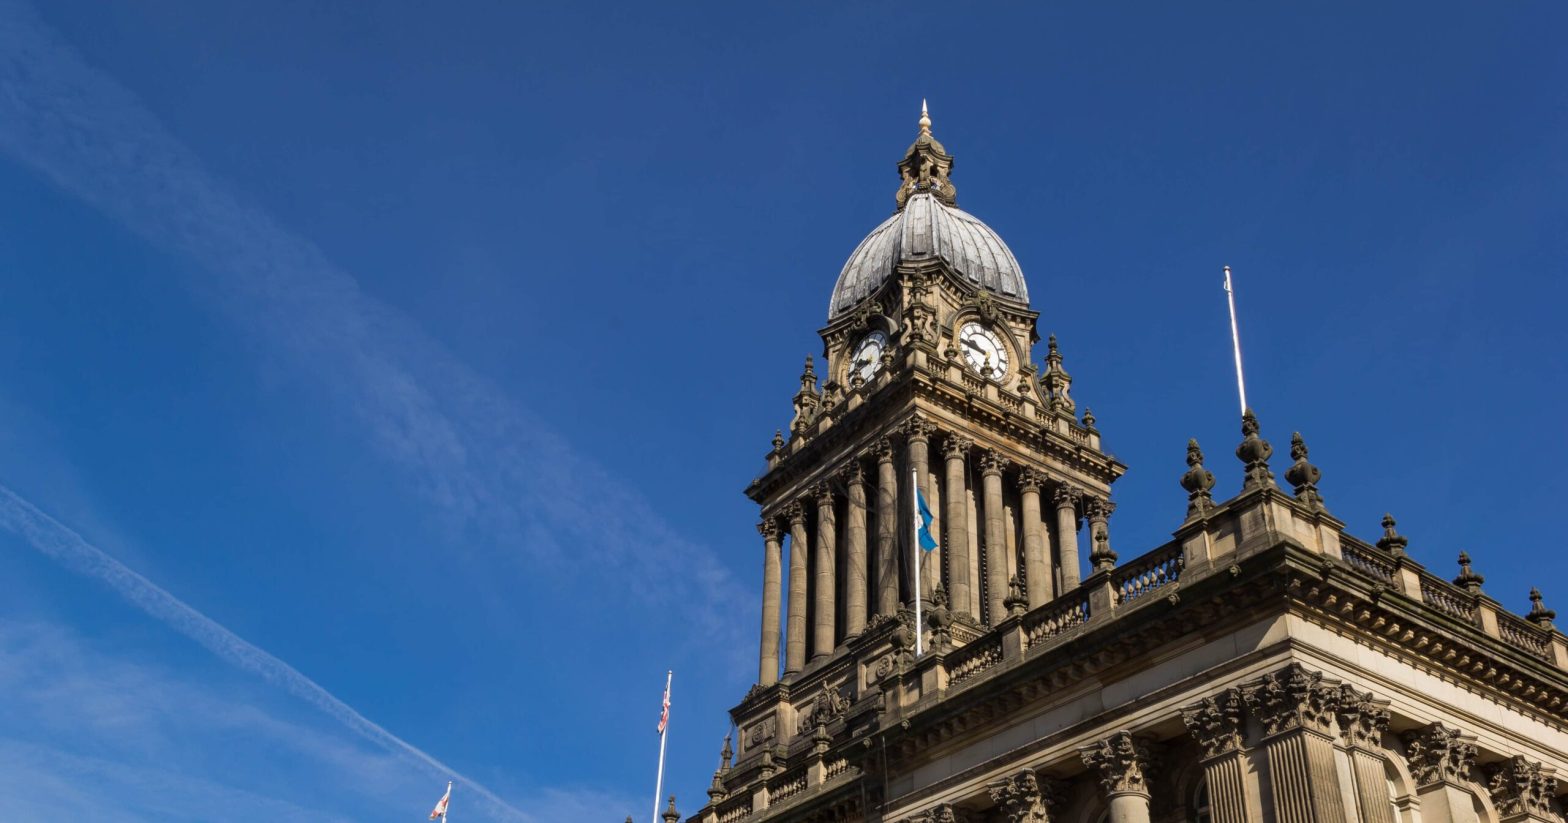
[1080,731,1156,823]
[1241,664,1349,823]
[1484,756,1559,823]
[757,518,783,686]
[875,438,899,617]
[980,450,1010,625]
[942,435,975,620]
[784,503,808,675]
[904,418,936,599]
[843,461,868,639]
[1018,468,1050,608]
[987,767,1064,823]
[1085,496,1118,573]
[1337,685,1396,823]
[1053,485,1082,590]
[812,483,836,661]
[1403,723,1481,823]
[1180,690,1251,823]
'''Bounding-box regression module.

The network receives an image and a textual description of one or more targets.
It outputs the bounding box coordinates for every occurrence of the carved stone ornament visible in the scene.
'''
[1335,684,1391,749]
[903,415,936,442]
[1375,513,1409,558]
[900,804,972,823]
[743,716,777,750]
[758,518,782,541]
[1403,723,1478,788]
[979,449,1010,476]
[1180,689,1246,759]
[1017,467,1043,494]
[1051,484,1081,509]
[894,103,958,211]
[796,683,851,734]
[1485,756,1558,819]
[875,436,896,462]
[785,502,806,525]
[943,435,973,459]
[1079,731,1156,797]
[1240,663,1340,738]
[1234,408,1275,489]
[1180,439,1216,516]
[986,767,1063,823]
[1284,432,1325,509]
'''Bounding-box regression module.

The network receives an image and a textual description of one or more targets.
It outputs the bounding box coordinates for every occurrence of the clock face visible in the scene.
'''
[959,323,1009,379]
[849,331,888,383]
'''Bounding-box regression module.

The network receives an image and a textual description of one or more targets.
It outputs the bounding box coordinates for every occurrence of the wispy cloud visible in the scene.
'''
[0,0,748,642]
[0,485,534,821]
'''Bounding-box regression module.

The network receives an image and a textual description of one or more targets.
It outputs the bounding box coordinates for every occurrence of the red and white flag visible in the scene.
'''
[429,781,452,820]
[656,680,671,735]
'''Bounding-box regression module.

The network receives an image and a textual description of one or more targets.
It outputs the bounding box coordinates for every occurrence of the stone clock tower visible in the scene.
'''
[677,108,1568,823]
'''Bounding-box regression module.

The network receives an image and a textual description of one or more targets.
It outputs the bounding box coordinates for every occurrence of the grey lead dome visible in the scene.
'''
[828,192,1028,318]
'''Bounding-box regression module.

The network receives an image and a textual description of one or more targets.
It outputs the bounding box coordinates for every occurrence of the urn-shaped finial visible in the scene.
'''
[1375,514,1409,558]
[1180,438,1216,516]
[1235,408,1275,489]
[1453,551,1485,593]
[662,795,680,823]
[1528,588,1557,628]
[1283,432,1324,509]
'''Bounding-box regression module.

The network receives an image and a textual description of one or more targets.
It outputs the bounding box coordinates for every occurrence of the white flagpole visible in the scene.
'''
[445,781,452,823]
[911,467,924,657]
[651,670,672,823]
[1223,265,1248,414]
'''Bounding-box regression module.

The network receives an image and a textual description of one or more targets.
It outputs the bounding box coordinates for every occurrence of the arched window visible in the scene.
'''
[1193,776,1213,823]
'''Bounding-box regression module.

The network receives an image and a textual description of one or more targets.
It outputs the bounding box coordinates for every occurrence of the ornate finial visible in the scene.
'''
[1180,438,1216,516]
[1005,575,1028,617]
[1376,514,1408,558]
[721,733,733,770]
[1082,406,1097,432]
[1528,588,1556,628]
[1040,333,1075,414]
[895,103,957,209]
[1283,432,1324,510]
[1235,408,1275,489]
[1453,551,1484,593]
[662,795,680,823]
[771,429,784,452]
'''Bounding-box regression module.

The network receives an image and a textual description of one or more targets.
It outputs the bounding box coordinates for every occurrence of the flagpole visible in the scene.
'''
[911,466,924,657]
[651,670,672,823]
[1223,265,1248,414]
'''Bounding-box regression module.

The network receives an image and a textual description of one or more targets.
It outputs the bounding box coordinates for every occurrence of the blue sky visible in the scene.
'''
[0,1,1564,820]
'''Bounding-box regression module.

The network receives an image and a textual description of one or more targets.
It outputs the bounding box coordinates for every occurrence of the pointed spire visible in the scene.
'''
[790,356,821,434]
[895,101,957,210]
[1180,438,1216,516]
[1234,408,1275,489]
[1528,588,1557,628]
[1453,551,1485,593]
[1283,432,1325,510]
[1040,333,1075,414]
[1375,514,1408,558]
[720,733,733,771]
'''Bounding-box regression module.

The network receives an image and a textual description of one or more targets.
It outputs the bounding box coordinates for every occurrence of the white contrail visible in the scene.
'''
[0,483,532,823]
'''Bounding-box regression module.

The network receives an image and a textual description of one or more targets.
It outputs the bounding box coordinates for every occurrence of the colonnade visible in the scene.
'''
[755,421,1114,685]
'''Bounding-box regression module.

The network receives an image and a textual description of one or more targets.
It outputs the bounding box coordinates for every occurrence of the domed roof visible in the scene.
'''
[829,193,1028,317]
[827,103,1029,318]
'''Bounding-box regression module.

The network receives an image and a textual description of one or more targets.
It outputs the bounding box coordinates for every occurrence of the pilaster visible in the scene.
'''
[1241,664,1348,823]
[1180,689,1251,823]
[1336,684,1395,823]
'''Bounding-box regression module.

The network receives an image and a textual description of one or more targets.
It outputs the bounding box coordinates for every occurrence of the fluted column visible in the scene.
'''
[904,417,935,600]
[843,462,868,638]
[757,518,783,686]
[1181,690,1251,823]
[1337,685,1395,823]
[1085,496,1117,573]
[980,450,1010,625]
[1404,723,1481,823]
[1018,469,1050,608]
[1053,485,1082,590]
[875,438,899,617]
[784,503,808,675]
[1241,664,1348,823]
[812,483,836,661]
[942,435,975,620]
[1080,731,1156,823]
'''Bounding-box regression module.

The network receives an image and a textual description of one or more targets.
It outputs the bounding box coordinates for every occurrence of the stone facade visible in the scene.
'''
[680,110,1568,823]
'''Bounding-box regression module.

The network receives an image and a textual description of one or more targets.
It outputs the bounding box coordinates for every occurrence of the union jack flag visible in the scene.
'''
[657,681,671,735]
[429,781,451,820]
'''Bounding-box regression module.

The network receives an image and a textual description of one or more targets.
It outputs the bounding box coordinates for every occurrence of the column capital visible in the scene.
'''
[1403,723,1478,788]
[986,767,1064,823]
[758,518,782,540]
[1335,684,1391,749]
[1016,467,1044,494]
[1485,756,1558,820]
[1079,730,1158,798]
[979,448,1010,476]
[1082,496,1116,520]
[1241,663,1341,738]
[901,415,937,443]
[812,482,835,504]
[1180,689,1246,760]
[874,436,896,462]
[841,460,866,485]
[942,434,973,459]
[1052,483,1082,508]
[785,501,807,525]
[899,804,974,823]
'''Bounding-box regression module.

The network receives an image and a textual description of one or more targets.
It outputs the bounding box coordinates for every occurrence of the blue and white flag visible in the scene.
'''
[916,489,938,551]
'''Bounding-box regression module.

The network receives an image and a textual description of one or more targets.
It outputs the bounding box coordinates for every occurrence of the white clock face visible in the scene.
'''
[849,331,888,383]
[959,322,1008,379]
